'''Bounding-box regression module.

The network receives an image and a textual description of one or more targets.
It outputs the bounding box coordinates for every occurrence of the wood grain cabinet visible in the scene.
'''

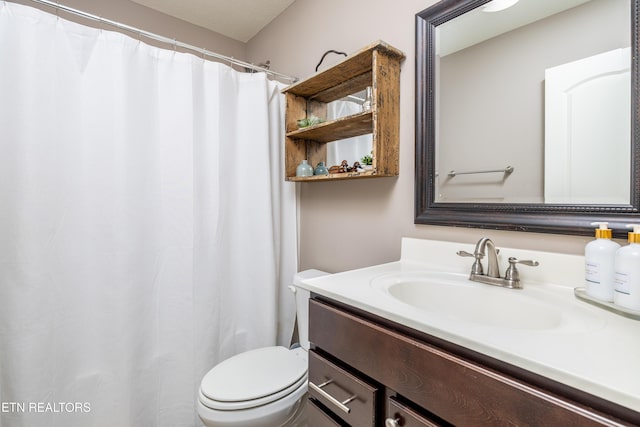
[282,41,404,182]
[308,297,640,427]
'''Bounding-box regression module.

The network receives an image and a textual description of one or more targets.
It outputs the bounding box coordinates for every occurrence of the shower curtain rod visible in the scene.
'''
[21,0,299,83]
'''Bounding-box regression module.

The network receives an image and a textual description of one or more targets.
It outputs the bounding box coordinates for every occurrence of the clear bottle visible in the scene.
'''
[585,222,620,302]
[614,224,640,310]
[362,86,373,112]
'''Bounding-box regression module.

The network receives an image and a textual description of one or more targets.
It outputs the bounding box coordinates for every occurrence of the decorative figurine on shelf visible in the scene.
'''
[327,160,365,174]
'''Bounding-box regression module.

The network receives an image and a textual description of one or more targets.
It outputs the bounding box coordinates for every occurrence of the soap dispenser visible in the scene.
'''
[614,224,640,310]
[585,222,620,302]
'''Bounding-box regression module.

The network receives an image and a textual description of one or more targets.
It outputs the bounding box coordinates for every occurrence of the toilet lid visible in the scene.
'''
[201,346,307,404]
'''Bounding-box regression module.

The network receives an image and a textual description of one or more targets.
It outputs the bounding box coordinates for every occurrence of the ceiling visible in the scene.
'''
[438,0,591,56]
[130,0,296,43]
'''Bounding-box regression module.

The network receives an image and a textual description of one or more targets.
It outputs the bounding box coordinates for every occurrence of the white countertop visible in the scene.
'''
[299,238,640,413]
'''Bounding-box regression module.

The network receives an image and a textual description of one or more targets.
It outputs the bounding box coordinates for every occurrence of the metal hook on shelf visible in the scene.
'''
[315,49,347,72]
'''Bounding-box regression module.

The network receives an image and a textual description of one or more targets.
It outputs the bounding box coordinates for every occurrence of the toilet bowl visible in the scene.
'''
[197,269,328,427]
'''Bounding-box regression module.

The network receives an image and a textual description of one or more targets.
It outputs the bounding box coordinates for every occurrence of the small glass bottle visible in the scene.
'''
[314,162,329,175]
[362,86,373,112]
[296,159,314,177]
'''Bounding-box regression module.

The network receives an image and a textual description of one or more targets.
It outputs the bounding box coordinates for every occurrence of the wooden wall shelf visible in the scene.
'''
[283,41,405,182]
[285,112,373,143]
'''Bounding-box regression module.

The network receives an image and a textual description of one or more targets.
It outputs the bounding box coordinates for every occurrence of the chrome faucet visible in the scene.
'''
[474,237,500,278]
[457,238,539,289]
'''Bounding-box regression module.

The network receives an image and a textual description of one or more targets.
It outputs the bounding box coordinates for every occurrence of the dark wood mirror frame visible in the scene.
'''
[415,0,640,238]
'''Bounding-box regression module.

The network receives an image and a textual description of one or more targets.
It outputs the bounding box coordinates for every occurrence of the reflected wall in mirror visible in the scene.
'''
[415,0,640,237]
[326,97,373,169]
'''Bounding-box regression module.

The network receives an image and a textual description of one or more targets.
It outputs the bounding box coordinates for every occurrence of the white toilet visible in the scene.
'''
[197,269,328,427]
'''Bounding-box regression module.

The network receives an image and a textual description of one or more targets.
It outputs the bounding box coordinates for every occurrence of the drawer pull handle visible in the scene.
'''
[308,380,356,414]
[385,417,401,427]
[317,379,333,387]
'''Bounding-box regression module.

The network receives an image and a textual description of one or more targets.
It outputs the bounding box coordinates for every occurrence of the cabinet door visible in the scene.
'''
[387,397,445,427]
[310,299,630,426]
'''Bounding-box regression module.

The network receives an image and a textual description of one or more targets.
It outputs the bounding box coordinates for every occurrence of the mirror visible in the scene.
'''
[415,0,640,237]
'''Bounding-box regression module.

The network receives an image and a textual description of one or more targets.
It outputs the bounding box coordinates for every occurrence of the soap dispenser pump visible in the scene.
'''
[614,224,640,310]
[585,222,620,302]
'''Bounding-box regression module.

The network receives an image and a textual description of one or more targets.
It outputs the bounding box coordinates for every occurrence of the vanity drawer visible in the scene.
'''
[308,349,379,426]
[309,298,627,426]
[387,397,444,427]
[307,398,348,427]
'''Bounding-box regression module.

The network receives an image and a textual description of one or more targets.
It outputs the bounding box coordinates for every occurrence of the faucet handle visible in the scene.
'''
[508,258,539,267]
[504,257,539,283]
[456,250,476,258]
[457,250,484,275]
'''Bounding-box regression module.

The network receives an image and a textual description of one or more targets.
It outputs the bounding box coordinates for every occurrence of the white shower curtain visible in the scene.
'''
[0,3,297,426]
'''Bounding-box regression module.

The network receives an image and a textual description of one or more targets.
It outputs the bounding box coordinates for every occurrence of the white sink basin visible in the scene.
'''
[371,272,585,331]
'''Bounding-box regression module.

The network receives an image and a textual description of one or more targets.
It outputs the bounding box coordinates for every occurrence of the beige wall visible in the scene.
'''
[11,0,245,59]
[248,0,596,273]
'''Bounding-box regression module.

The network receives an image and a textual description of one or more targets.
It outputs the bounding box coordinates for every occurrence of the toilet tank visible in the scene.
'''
[291,269,329,351]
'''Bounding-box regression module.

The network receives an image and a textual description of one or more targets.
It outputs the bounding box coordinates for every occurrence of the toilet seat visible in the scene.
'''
[199,346,307,411]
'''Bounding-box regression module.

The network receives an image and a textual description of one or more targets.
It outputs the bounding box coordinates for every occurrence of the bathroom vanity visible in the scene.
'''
[300,238,640,426]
